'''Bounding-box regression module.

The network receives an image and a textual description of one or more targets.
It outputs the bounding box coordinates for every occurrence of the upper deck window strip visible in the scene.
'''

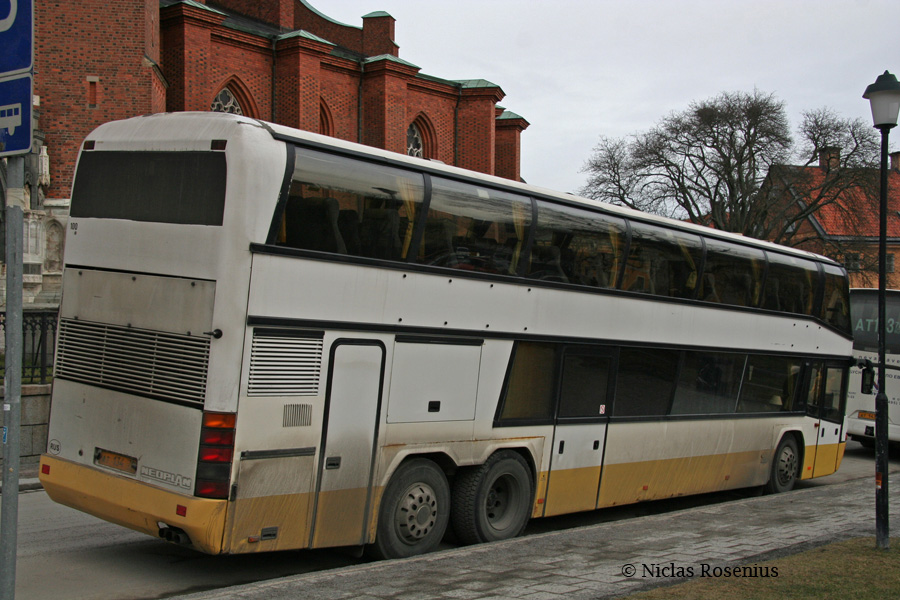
[266,141,849,335]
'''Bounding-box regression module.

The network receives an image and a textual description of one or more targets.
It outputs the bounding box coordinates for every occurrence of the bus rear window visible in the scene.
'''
[71,151,227,226]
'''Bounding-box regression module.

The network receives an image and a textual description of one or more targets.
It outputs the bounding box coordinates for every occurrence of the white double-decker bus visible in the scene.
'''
[41,112,852,558]
[846,288,900,445]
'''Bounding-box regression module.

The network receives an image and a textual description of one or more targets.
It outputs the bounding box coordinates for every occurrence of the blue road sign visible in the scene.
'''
[0,0,33,76]
[0,73,32,157]
[0,0,33,156]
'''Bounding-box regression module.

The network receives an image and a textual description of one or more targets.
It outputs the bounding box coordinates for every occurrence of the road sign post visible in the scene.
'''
[1,2,33,598]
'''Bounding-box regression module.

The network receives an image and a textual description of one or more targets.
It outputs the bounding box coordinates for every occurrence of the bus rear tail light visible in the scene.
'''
[195,411,236,500]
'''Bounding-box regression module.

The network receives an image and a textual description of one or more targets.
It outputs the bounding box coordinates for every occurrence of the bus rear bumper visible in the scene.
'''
[39,454,228,554]
[847,417,900,444]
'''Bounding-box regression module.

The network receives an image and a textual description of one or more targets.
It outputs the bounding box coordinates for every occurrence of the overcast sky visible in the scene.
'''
[322,0,897,194]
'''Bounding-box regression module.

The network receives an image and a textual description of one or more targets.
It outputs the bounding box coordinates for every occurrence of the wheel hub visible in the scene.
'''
[777,446,797,485]
[396,483,438,543]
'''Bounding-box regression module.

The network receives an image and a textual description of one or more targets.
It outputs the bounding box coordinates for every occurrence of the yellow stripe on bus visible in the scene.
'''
[225,493,313,553]
[39,454,228,554]
[595,449,768,507]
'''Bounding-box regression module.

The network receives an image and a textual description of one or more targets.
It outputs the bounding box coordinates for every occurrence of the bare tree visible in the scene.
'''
[580,91,880,256]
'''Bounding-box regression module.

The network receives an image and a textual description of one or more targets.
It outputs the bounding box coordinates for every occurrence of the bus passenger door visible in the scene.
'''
[310,340,385,548]
[806,362,847,478]
[543,348,614,517]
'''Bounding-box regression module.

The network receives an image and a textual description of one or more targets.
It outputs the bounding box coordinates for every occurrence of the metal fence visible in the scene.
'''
[0,309,58,385]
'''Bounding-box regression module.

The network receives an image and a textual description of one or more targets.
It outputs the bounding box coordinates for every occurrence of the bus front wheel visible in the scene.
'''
[370,458,450,559]
[451,450,534,545]
[765,436,800,494]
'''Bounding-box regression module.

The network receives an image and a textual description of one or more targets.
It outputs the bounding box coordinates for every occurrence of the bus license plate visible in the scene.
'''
[859,411,877,421]
[94,448,138,475]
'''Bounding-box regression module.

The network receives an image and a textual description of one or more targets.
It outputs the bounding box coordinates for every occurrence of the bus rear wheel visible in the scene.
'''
[451,450,534,545]
[370,458,450,559]
[765,436,800,494]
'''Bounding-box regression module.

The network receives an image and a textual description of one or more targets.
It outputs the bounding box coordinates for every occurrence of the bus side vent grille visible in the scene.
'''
[283,404,313,427]
[248,331,323,396]
[55,318,210,407]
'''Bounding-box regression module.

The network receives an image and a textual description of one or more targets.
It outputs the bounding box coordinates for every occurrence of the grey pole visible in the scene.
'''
[1,154,25,600]
[875,124,891,550]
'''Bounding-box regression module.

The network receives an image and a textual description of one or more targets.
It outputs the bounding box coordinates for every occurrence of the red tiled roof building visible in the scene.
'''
[763,148,900,288]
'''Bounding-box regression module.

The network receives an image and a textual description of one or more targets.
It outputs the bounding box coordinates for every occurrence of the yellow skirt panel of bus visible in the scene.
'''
[311,487,372,549]
[39,454,227,554]
[801,444,816,479]
[543,466,602,517]
[801,443,843,480]
[225,492,313,553]
[836,441,846,471]
[812,442,843,478]
[596,449,766,507]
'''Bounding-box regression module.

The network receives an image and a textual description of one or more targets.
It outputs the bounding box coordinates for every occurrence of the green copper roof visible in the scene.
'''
[277,29,335,45]
[362,11,393,18]
[498,110,527,121]
[454,79,502,89]
[162,0,226,16]
[363,54,420,69]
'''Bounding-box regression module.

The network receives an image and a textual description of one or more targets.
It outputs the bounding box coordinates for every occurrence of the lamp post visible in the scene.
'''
[863,70,900,551]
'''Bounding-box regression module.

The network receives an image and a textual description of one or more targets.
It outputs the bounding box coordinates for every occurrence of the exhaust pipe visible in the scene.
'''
[158,525,191,545]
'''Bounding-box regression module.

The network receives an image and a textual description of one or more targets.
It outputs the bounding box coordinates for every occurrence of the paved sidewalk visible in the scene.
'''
[169,476,889,600]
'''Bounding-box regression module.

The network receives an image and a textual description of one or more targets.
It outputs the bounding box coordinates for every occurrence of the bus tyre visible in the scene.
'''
[451,450,534,545]
[765,436,800,494]
[370,458,450,559]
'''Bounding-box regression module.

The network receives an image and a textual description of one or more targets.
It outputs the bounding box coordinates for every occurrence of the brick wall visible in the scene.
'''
[405,82,458,165]
[456,89,504,175]
[0,385,51,468]
[293,1,364,55]
[35,0,163,200]
[496,112,529,182]
[212,0,294,30]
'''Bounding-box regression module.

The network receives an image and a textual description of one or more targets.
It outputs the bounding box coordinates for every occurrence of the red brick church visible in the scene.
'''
[37,0,528,198]
[10,0,528,304]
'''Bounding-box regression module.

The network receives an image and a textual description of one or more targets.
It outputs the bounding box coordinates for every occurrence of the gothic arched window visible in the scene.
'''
[407,123,423,158]
[211,88,243,115]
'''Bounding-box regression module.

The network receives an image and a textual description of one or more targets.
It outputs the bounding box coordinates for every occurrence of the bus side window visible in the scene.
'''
[804,362,824,417]
[613,347,678,417]
[282,194,346,254]
[821,367,846,423]
[820,264,851,334]
[623,223,702,300]
[531,201,626,288]
[278,148,425,259]
[762,253,817,317]
[738,355,803,413]
[806,363,846,423]
[558,352,613,418]
[671,351,746,415]
[700,239,765,307]
[418,178,531,275]
[496,342,555,423]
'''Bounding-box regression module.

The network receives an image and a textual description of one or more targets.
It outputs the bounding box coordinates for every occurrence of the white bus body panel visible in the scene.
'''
[246,255,848,358]
[47,380,202,493]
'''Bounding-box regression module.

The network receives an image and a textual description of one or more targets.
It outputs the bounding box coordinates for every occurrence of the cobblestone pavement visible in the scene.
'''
[169,475,887,600]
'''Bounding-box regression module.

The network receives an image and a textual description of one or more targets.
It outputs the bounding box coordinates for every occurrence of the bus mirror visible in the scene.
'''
[860,360,875,395]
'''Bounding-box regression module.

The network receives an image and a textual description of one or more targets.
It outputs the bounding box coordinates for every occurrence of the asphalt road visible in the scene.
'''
[6,440,896,600]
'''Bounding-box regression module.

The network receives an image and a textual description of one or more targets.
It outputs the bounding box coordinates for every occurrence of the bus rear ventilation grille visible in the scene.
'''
[55,318,210,407]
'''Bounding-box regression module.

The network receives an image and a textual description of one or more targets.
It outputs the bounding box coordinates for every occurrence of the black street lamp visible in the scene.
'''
[863,70,900,551]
